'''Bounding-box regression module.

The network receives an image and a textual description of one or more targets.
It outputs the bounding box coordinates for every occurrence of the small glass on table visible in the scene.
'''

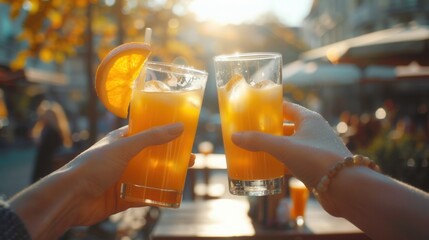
[214,52,284,196]
[289,177,310,227]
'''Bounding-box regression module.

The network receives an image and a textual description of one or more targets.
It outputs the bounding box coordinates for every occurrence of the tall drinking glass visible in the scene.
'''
[214,52,284,196]
[119,61,207,208]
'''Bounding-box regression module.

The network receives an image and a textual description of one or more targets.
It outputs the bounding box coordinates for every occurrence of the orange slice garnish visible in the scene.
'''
[95,42,151,118]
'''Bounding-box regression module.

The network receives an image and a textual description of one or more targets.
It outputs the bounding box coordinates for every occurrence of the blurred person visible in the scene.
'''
[1,123,192,239]
[31,100,72,183]
[232,101,429,240]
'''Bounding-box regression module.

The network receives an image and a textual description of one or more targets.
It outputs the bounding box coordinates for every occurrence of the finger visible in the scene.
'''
[189,154,196,168]
[89,126,129,148]
[232,131,287,159]
[283,123,295,136]
[283,101,312,127]
[107,125,129,139]
[110,123,184,160]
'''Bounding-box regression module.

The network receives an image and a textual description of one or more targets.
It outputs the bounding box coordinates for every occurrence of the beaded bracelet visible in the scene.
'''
[312,155,382,197]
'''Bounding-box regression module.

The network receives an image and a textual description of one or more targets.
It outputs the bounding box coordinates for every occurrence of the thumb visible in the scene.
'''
[108,123,184,160]
[232,131,288,160]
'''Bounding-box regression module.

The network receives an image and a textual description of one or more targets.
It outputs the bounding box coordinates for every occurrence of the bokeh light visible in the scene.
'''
[375,107,387,120]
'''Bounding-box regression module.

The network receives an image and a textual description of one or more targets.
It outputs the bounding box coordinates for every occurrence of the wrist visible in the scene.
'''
[9,168,80,239]
[313,166,357,217]
[312,155,382,217]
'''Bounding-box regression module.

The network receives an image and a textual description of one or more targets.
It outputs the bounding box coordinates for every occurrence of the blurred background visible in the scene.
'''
[0,0,428,219]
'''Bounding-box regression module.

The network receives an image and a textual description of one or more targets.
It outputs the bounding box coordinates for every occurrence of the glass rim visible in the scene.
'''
[213,52,282,62]
[146,61,208,77]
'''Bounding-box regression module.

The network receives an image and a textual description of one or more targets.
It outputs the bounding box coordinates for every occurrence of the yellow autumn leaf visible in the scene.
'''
[39,48,54,62]
[10,51,29,70]
[48,10,62,29]
[35,33,45,44]
[75,0,88,8]
[51,0,62,8]
[28,0,39,13]
[126,27,139,37]
[103,24,117,38]
[55,52,65,63]
[10,0,24,19]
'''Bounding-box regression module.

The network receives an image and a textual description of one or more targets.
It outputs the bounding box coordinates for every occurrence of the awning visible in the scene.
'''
[363,62,429,83]
[25,68,68,85]
[282,61,361,86]
[300,25,429,67]
[283,60,429,86]
[0,65,68,86]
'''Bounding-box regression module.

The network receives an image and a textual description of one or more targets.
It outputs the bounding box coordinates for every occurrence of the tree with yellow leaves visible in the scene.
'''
[0,0,206,71]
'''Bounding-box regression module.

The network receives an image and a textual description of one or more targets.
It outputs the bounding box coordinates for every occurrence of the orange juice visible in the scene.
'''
[214,52,284,196]
[120,88,203,207]
[119,62,206,208]
[218,83,284,181]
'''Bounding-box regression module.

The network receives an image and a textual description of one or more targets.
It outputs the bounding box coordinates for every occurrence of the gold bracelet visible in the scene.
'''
[312,155,381,197]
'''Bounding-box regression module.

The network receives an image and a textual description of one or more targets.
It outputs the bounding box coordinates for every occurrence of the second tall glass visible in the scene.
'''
[214,52,285,196]
[119,61,207,208]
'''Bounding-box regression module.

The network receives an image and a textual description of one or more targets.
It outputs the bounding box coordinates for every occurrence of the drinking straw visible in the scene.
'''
[144,28,152,45]
[137,28,152,87]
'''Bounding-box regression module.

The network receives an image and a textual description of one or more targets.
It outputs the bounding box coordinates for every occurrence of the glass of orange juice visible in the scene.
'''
[119,61,207,208]
[289,177,309,227]
[214,52,284,196]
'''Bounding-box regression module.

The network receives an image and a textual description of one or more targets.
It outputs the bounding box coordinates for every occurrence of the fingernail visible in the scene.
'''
[231,132,243,143]
[232,132,243,137]
[166,123,184,135]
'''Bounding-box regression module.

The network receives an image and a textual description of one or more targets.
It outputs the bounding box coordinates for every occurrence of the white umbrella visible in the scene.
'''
[363,62,429,83]
[25,68,68,85]
[300,25,429,66]
[282,61,361,86]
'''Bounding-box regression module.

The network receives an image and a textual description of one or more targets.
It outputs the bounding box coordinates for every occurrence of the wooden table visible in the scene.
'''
[151,198,370,240]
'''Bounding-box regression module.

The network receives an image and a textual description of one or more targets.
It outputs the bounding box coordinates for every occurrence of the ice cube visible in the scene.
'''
[225,74,246,92]
[251,79,276,89]
[186,93,202,109]
[224,74,249,106]
[143,80,170,92]
[225,74,247,92]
